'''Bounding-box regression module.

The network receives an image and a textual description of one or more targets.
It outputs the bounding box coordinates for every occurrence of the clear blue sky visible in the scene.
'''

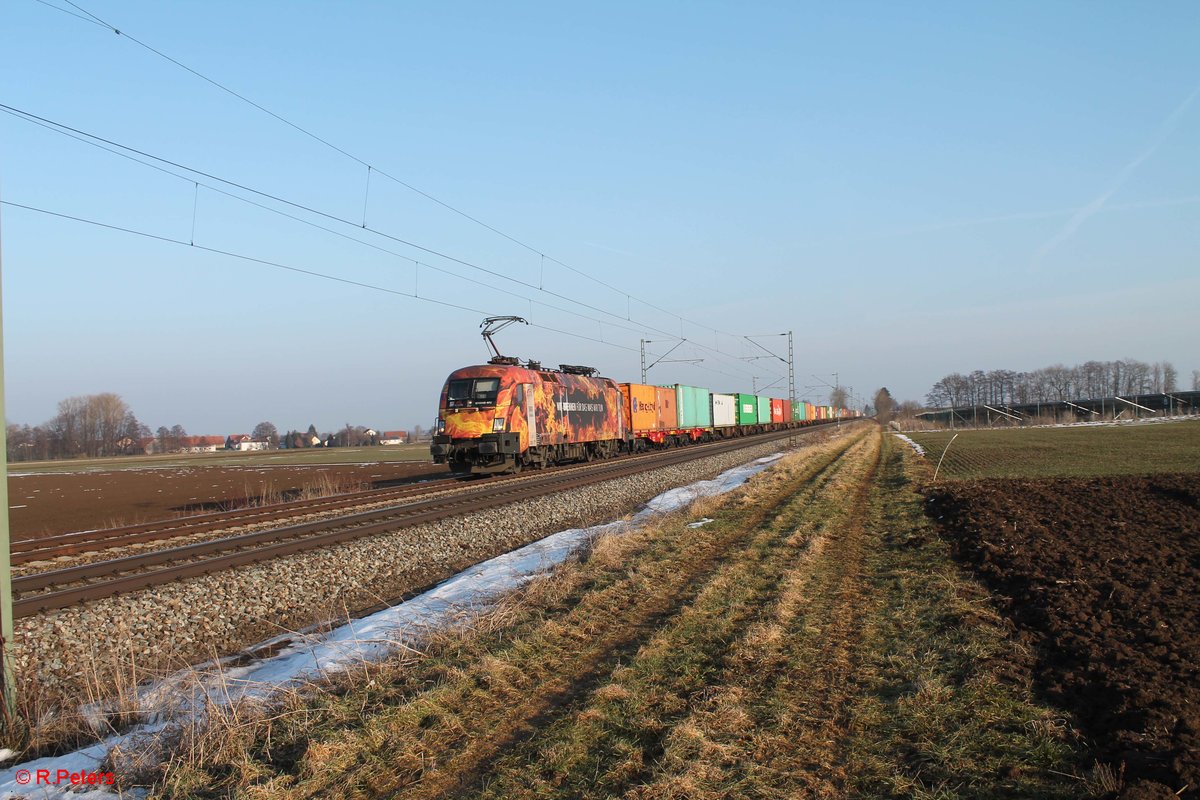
[3,1,1197,434]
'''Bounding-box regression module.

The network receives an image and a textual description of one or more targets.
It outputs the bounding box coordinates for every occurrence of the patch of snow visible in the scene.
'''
[893,434,926,456]
[0,452,784,798]
[687,518,715,528]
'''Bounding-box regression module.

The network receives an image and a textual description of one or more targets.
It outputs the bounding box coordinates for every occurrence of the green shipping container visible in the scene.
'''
[673,384,713,428]
[792,401,804,421]
[736,393,758,425]
[756,396,772,424]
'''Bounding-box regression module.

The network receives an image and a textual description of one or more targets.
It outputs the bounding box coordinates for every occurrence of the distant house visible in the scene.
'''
[226,434,269,451]
[379,430,408,445]
[182,435,227,453]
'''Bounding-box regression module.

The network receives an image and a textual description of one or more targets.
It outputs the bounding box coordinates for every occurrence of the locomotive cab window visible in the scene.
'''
[447,378,501,408]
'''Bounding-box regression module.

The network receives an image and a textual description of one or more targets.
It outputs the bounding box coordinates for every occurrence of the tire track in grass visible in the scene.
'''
[841,436,1084,798]
[616,427,882,799]
[278,432,867,799]
[465,431,881,799]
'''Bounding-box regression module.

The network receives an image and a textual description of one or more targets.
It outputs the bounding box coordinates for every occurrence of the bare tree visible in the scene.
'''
[169,424,188,452]
[829,386,848,409]
[1193,370,1200,391]
[47,393,134,457]
[873,387,896,424]
[252,421,279,448]
[1162,362,1178,393]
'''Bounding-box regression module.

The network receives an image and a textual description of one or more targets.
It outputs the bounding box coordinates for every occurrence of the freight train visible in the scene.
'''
[430,359,857,475]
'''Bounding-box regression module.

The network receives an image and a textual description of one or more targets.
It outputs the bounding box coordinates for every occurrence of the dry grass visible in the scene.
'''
[139,430,867,797]
[841,436,1084,798]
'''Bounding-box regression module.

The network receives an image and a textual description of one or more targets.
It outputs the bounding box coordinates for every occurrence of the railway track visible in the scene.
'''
[12,427,834,619]
[9,475,466,567]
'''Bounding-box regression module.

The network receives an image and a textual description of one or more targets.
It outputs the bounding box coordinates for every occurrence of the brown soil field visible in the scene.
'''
[6,461,444,539]
[926,474,1200,799]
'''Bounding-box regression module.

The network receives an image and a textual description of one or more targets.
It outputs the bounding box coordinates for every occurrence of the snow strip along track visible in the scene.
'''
[12,430,819,618]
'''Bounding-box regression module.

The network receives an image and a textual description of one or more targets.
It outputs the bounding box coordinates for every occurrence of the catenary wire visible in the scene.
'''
[0,200,647,357]
[0,103,782,383]
[46,0,751,344]
[1,107,774,382]
[3,202,762,387]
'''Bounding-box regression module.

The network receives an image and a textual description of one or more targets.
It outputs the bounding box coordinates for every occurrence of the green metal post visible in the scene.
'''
[0,196,15,726]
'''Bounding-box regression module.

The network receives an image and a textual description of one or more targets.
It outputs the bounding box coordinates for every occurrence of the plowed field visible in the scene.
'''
[927,475,1200,799]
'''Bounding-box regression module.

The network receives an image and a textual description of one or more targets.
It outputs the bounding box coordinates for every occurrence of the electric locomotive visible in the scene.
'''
[430,361,626,474]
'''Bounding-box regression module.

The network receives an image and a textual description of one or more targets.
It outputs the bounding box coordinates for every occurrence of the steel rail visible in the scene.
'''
[12,425,846,618]
[9,476,463,565]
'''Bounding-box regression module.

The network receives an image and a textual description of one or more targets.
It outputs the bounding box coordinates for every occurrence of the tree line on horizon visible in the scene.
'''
[5,393,423,462]
[925,359,1196,409]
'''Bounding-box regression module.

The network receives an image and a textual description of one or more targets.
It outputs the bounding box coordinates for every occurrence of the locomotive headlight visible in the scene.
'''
[436,417,445,434]
[492,417,506,432]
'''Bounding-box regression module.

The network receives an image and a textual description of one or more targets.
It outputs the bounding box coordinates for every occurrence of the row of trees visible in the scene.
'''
[925,360,1192,409]
[5,394,421,462]
[7,393,156,461]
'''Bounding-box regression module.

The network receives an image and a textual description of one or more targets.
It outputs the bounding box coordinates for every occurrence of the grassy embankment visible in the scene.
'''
[147,427,1087,799]
[907,418,1200,480]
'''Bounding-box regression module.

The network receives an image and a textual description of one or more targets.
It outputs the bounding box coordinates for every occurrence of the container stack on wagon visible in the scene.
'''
[432,360,860,474]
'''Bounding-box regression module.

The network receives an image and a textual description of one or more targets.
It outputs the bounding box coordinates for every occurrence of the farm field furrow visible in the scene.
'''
[926,475,1200,798]
[151,428,1083,799]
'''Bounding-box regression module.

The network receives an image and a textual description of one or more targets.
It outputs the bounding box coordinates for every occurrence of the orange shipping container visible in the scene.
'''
[620,383,677,432]
[654,386,677,429]
[770,398,785,423]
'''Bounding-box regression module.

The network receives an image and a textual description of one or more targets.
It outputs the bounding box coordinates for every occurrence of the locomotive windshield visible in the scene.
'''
[446,377,501,408]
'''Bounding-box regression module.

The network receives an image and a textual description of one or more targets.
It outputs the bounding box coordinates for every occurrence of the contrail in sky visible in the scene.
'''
[1030,83,1200,271]
[871,195,1200,239]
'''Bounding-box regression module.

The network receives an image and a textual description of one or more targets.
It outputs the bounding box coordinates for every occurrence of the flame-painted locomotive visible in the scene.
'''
[431,317,855,475]
[430,362,626,474]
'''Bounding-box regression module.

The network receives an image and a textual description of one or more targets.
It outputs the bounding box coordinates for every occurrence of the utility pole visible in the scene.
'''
[742,333,790,392]
[0,191,14,725]
[834,372,840,427]
[787,332,795,437]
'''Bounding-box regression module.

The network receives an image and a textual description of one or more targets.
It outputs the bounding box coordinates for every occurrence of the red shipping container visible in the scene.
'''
[770,398,785,423]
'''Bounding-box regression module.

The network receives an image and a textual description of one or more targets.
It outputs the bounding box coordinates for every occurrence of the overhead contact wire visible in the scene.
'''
[46,0,749,344]
[1,201,639,355]
[2,104,775,383]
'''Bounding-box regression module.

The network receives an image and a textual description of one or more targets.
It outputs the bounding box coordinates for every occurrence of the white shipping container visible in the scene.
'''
[711,393,737,427]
